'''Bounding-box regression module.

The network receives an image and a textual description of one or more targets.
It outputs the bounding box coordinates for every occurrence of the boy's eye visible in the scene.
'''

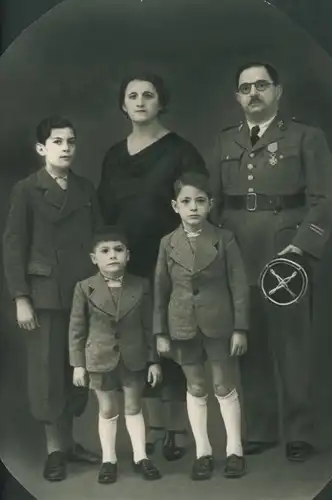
[197,198,207,203]
[101,248,109,254]
[114,247,124,253]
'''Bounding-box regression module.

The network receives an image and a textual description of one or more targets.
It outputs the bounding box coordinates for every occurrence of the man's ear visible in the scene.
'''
[90,253,97,265]
[171,199,178,213]
[35,142,46,157]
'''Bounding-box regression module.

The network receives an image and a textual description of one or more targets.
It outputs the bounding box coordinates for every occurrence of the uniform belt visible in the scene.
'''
[223,192,306,212]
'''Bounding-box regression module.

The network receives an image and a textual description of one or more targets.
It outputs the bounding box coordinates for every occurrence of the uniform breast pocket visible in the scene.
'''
[220,154,242,186]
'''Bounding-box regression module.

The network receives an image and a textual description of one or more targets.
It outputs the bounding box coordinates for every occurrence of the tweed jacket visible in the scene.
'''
[69,272,158,372]
[153,222,249,341]
[3,168,102,310]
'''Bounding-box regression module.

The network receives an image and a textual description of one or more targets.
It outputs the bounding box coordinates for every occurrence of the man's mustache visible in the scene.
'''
[249,97,262,104]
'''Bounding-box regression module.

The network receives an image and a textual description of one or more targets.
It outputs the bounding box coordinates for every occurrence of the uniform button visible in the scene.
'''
[193,288,199,296]
[249,153,255,158]
[248,175,254,181]
[247,164,254,170]
[248,187,254,193]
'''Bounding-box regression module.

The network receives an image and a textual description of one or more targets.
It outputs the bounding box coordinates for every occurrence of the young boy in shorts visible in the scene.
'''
[69,226,162,484]
[153,172,249,480]
[3,116,101,481]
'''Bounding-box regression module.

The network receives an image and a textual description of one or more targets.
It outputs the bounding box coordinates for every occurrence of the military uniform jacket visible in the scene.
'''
[3,168,102,310]
[209,117,332,285]
[69,272,158,372]
[153,222,249,340]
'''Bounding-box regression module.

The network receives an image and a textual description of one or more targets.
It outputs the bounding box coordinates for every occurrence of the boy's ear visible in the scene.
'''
[209,197,214,209]
[126,250,130,262]
[90,253,97,265]
[171,199,178,213]
[35,142,46,157]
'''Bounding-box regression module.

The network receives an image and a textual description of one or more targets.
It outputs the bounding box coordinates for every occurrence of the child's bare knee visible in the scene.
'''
[188,383,207,398]
[99,406,118,419]
[124,401,142,416]
[214,383,234,398]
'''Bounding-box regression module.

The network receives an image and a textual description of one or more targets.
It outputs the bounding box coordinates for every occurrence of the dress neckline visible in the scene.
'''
[125,131,175,158]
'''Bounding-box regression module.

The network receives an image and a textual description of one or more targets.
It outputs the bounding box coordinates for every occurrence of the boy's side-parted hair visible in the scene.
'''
[91,226,129,252]
[173,171,212,199]
[36,116,76,144]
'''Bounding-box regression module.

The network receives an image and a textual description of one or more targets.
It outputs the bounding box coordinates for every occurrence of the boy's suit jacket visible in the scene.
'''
[153,222,249,340]
[3,168,102,310]
[69,272,158,372]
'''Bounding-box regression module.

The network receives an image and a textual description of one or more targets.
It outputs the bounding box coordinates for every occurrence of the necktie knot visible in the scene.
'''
[251,125,260,146]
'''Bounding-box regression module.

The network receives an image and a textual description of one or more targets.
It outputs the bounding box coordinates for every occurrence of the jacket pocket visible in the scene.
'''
[27,261,52,276]
[220,153,242,186]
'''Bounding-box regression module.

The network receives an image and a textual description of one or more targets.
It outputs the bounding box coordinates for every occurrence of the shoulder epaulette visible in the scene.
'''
[291,116,315,126]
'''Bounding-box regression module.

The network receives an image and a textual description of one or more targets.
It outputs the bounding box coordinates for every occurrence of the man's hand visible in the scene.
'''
[147,364,162,387]
[73,367,87,387]
[230,331,248,356]
[156,335,171,355]
[15,296,39,330]
[278,244,303,256]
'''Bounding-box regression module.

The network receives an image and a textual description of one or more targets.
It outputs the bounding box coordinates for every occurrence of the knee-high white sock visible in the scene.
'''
[125,411,147,464]
[186,392,212,459]
[216,389,243,457]
[98,414,118,464]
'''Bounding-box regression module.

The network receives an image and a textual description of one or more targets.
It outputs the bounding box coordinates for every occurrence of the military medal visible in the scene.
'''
[269,154,278,166]
[267,142,278,153]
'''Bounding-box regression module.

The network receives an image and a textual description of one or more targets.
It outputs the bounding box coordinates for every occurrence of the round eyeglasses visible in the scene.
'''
[238,79,275,95]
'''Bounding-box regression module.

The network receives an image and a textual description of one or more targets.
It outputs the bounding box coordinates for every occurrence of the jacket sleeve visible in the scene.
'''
[141,279,159,363]
[292,127,332,258]
[2,180,32,300]
[153,237,172,336]
[69,282,89,368]
[224,231,249,332]
[207,134,224,225]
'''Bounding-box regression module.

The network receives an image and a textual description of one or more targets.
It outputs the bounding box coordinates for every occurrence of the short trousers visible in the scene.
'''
[171,329,232,366]
[89,358,146,392]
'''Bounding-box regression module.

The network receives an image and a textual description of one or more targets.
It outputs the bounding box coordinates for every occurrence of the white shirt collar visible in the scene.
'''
[247,115,276,137]
[45,167,68,180]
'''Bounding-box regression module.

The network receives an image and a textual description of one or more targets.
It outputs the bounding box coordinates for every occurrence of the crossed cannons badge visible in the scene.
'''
[259,254,309,306]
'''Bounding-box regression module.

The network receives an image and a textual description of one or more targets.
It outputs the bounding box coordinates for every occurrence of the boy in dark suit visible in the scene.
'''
[3,116,101,481]
[154,172,249,480]
[69,227,162,484]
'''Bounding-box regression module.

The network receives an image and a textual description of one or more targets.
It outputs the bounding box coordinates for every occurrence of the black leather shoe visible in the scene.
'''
[98,462,117,484]
[224,455,246,478]
[162,430,187,461]
[133,459,161,480]
[286,441,315,462]
[191,455,214,481]
[43,451,67,482]
[243,441,278,455]
[67,443,101,464]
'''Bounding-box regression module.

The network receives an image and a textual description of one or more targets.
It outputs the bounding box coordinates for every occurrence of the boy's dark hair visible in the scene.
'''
[91,226,129,252]
[119,72,170,115]
[36,116,76,144]
[173,172,212,199]
[235,62,280,88]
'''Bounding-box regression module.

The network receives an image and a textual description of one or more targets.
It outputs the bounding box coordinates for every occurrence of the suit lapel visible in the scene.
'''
[233,116,286,153]
[36,168,66,210]
[88,273,117,317]
[88,273,142,320]
[59,171,90,219]
[169,226,196,272]
[193,222,219,274]
[169,223,219,274]
[251,117,285,152]
[117,274,143,321]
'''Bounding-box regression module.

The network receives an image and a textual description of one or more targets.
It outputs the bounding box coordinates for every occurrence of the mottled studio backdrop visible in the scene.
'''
[1,0,332,489]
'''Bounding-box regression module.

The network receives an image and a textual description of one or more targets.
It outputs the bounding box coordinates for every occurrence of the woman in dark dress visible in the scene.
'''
[97,73,208,461]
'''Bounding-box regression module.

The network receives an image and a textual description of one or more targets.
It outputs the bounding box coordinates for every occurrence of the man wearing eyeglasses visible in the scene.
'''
[209,61,332,463]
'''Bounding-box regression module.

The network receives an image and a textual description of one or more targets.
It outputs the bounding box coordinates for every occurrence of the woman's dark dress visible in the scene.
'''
[97,132,207,400]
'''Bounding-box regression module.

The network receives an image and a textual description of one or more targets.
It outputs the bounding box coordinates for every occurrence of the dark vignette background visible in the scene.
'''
[1,1,332,499]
